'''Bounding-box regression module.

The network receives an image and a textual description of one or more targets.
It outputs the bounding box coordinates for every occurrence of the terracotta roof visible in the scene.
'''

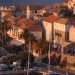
[19,25,26,29]
[8,21,15,26]
[31,43,39,50]
[41,5,51,10]
[29,5,45,10]
[64,0,69,3]
[14,16,20,21]
[53,8,60,14]
[28,24,42,31]
[43,15,59,23]
[55,18,68,24]
[17,18,34,25]
[3,13,15,21]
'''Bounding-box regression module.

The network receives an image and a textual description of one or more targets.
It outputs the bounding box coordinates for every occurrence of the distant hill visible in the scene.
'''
[0,0,64,6]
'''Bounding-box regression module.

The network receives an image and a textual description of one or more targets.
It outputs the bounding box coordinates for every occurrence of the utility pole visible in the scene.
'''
[27,41,31,75]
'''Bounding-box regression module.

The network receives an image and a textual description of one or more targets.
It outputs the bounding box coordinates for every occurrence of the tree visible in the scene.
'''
[37,38,49,56]
[18,52,35,68]
[20,28,35,44]
[0,21,12,46]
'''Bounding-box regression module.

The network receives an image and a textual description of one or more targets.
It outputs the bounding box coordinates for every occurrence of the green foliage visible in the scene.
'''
[37,38,49,55]
[42,54,61,66]
[5,45,22,54]
[20,28,35,44]
[42,56,48,63]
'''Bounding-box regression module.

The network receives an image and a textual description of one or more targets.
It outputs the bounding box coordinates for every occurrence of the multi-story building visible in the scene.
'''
[42,15,59,41]
[54,18,69,44]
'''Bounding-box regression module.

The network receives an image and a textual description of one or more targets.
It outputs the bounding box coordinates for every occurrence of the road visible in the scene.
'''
[33,62,75,75]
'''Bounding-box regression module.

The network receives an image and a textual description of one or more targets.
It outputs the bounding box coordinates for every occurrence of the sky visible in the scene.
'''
[0,0,64,6]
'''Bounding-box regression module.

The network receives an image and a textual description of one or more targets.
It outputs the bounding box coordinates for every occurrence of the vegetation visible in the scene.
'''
[0,21,12,46]
[3,52,35,68]
[20,28,35,44]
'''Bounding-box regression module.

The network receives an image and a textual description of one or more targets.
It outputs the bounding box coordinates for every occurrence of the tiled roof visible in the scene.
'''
[17,18,34,26]
[3,13,15,21]
[19,25,26,29]
[43,15,59,23]
[67,18,75,25]
[55,18,68,24]
[31,42,39,50]
[14,16,20,21]
[41,5,51,10]
[8,21,15,26]
[29,5,45,10]
[53,8,60,14]
[28,24,42,31]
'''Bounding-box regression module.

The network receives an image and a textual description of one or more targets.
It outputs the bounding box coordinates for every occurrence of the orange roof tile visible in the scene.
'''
[43,15,59,23]
[3,13,15,21]
[31,43,39,50]
[28,24,42,31]
[8,21,15,26]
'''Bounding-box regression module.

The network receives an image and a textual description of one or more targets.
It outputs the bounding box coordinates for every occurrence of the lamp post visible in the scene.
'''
[48,41,51,75]
[27,41,31,75]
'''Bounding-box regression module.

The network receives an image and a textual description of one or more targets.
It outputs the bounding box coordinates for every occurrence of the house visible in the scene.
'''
[2,13,15,21]
[54,18,70,44]
[66,0,75,14]
[31,42,40,57]
[69,25,75,42]
[28,24,42,39]
[7,16,42,45]
[42,15,59,41]
[26,5,51,19]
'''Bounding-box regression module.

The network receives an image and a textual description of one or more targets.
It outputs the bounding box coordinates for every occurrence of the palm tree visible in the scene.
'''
[37,38,49,56]
[0,21,11,46]
[20,28,35,44]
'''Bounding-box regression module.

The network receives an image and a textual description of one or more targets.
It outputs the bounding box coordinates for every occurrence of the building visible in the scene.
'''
[42,15,59,41]
[7,16,42,45]
[54,18,69,44]
[28,24,42,39]
[26,5,51,19]
[69,25,75,42]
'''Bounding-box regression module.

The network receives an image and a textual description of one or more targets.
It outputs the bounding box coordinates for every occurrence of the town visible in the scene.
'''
[0,0,75,75]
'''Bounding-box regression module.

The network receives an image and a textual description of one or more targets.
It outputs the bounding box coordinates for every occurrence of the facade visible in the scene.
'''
[0,6,15,21]
[28,25,42,39]
[26,5,51,19]
[67,0,75,14]
[54,18,69,44]
[69,25,75,42]
[42,15,59,41]
[7,17,42,44]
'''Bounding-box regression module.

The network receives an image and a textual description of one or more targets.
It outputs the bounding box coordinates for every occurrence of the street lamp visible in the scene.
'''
[27,41,31,75]
[48,41,51,75]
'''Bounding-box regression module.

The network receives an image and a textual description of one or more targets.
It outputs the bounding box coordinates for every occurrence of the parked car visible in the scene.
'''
[0,64,9,71]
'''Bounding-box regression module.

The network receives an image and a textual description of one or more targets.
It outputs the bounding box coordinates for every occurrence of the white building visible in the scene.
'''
[42,15,59,41]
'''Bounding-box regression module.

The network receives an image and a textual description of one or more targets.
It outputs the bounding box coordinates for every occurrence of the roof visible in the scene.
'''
[3,13,15,21]
[31,42,39,50]
[10,39,25,46]
[43,15,59,23]
[17,18,34,26]
[55,18,68,24]
[8,21,15,26]
[53,8,60,14]
[28,24,42,31]
[29,5,45,10]
[41,5,51,10]
[67,18,75,25]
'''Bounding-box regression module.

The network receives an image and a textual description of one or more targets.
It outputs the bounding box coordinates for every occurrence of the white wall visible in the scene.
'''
[42,21,52,41]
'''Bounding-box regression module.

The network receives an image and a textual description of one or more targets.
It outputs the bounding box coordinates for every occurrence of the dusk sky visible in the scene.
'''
[0,0,64,6]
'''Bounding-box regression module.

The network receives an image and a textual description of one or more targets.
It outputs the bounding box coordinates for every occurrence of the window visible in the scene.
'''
[35,10,37,13]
